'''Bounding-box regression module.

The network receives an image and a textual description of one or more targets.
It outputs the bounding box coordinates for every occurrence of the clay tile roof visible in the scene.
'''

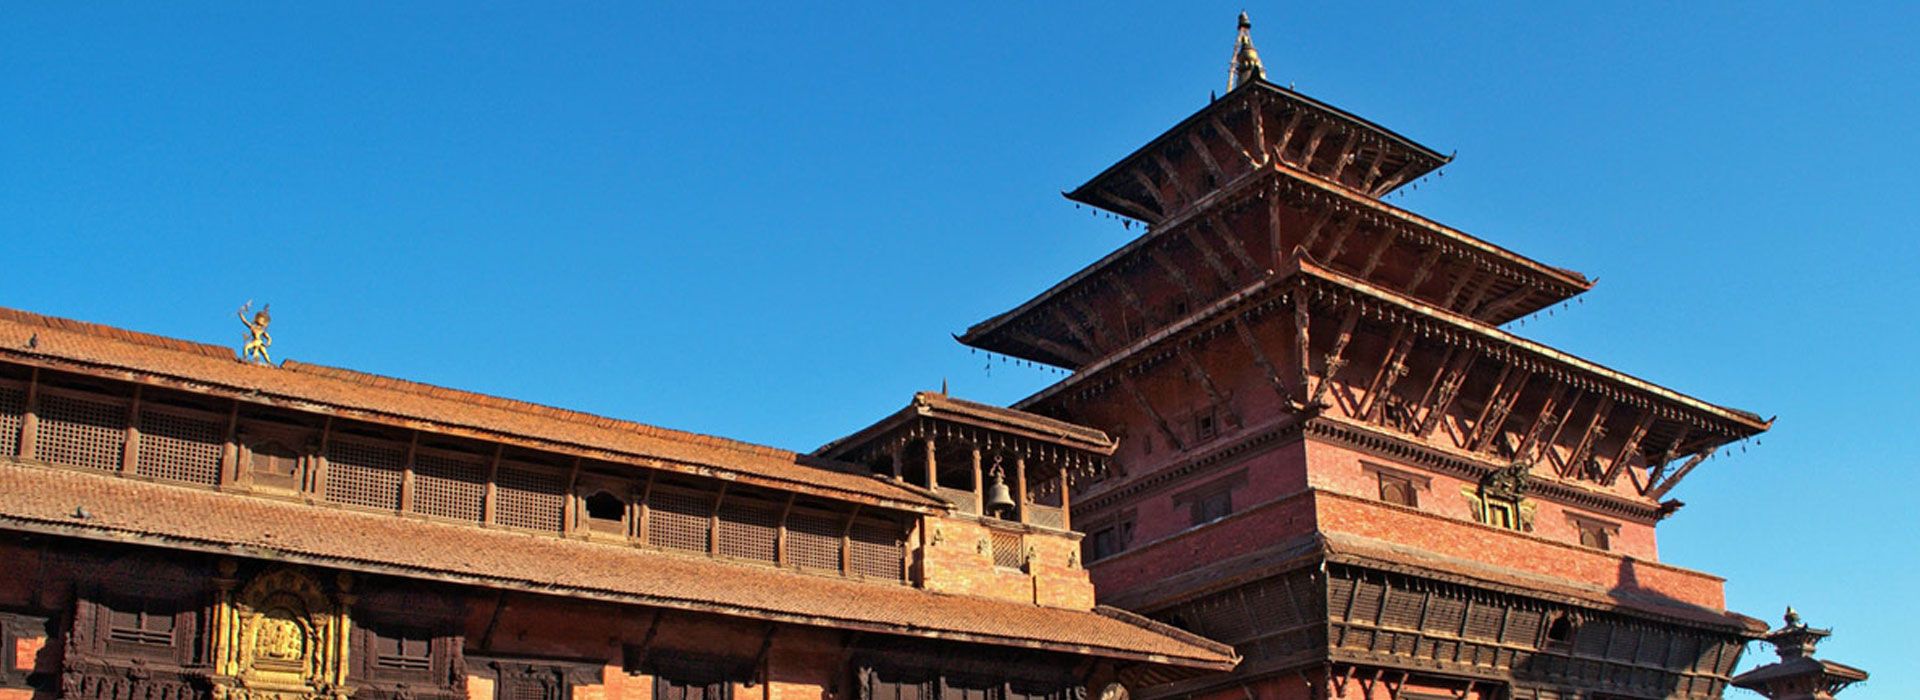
[0,306,942,511]
[816,392,1117,462]
[0,461,1236,671]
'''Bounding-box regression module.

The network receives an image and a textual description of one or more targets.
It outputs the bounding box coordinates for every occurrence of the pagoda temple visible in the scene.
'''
[957,14,1798,700]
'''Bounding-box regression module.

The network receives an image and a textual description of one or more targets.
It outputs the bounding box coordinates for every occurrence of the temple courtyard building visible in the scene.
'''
[0,15,1866,700]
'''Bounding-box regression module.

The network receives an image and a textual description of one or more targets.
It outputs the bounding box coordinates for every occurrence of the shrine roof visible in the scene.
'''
[0,306,944,512]
[1015,260,1766,437]
[0,460,1237,670]
[817,391,1117,459]
[1066,79,1449,213]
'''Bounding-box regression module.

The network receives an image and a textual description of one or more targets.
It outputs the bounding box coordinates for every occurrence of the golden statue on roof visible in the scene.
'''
[237,301,273,364]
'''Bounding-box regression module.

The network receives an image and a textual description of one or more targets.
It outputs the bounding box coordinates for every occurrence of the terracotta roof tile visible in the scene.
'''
[0,306,942,510]
[0,460,1235,670]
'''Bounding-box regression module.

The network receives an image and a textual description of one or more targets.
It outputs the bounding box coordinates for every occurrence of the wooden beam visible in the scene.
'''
[1231,310,1298,405]
[1356,328,1416,421]
[120,385,142,474]
[1176,345,1243,428]
[1358,227,1400,278]
[1094,186,1161,222]
[1053,302,1117,355]
[1275,108,1305,162]
[1119,372,1184,452]
[1328,131,1362,183]
[1469,367,1534,454]
[1203,211,1260,274]
[1308,305,1362,406]
[1563,396,1615,480]
[1648,448,1713,501]
[1474,283,1536,320]
[1292,289,1313,405]
[1001,326,1094,367]
[1185,131,1225,183]
[1515,381,1569,461]
[1181,222,1241,286]
[1405,246,1445,296]
[1440,269,1478,309]
[1126,168,1172,214]
[1301,123,1332,167]
[1538,389,1587,472]
[17,368,38,461]
[1208,115,1256,167]
[1456,272,1500,316]
[1152,152,1199,208]
[1298,208,1339,253]
[1319,215,1362,263]
[1371,158,1422,196]
[1357,146,1389,191]
[1601,407,1656,486]
[1417,351,1476,439]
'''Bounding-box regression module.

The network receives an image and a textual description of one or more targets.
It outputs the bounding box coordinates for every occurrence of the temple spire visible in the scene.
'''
[1228,11,1266,90]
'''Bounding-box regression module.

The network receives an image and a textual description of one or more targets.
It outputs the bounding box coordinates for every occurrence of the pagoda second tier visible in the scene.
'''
[960,103,1592,368]
[1015,258,1767,520]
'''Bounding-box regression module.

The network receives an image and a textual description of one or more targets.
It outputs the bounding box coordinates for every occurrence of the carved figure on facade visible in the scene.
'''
[212,566,353,700]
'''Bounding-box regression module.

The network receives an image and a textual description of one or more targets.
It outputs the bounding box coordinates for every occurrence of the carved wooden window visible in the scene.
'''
[637,652,748,700]
[36,392,127,472]
[1484,500,1516,529]
[247,437,304,490]
[989,528,1024,570]
[785,507,845,572]
[848,515,907,580]
[374,632,432,672]
[476,658,597,700]
[0,385,26,458]
[106,606,175,646]
[1193,408,1217,442]
[715,493,779,562]
[135,407,224,486]
[648,486,715,554]
[326,437,405,510]
[1174,471,1244,528]
[495,463,564,532]
[413,450,487,522]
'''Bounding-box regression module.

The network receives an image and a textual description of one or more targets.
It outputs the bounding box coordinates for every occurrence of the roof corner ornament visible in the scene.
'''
[1227,11,1266,90]
[237,300,273,365]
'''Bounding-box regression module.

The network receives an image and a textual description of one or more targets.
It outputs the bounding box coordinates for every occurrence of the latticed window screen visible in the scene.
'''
[647,487,714,553]
[0,386,23,458]
[134,409,223,486]
[1379,587,1424,629]
[36,393,127,472]
[325,438,405,510]
[495,464,564,532]
[1464,600,1506,641]
[848,517,905,581]
[413,451,486,522]
[785,509,843,572]
[715,497,779,563]
[990,529,1024,569]
[1349,580,1385,624]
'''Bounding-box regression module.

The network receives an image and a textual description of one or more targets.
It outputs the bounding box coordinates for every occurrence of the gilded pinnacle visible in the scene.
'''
[1229,11,1266,90]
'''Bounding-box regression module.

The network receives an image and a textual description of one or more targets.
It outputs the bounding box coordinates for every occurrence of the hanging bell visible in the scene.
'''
[984,470,1016,518]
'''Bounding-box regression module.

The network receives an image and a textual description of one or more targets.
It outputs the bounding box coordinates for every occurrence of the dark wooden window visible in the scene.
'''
[248,439,302,489]
[583,491,626,535]
[1484,500,1516,530]
[655,677,730,700]
[1193,409,1217,442]
[106,606,174,646]
[1191,489,1231,526]
[1085,520,1133,562]
[1377,473,1416,507]
[374,632,432,672]
[940,675,995,700]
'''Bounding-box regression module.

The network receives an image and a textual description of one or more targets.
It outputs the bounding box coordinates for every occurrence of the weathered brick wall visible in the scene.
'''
[919,515,1093,608]
[1089,490,1317,598]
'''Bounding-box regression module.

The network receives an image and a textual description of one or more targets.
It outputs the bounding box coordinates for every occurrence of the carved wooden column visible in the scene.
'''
[1014,456,1029,525]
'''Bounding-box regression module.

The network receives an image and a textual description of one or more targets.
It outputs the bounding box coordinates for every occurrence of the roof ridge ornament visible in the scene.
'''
[1228,11,1266,90]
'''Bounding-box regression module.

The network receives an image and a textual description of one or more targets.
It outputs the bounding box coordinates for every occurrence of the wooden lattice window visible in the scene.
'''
[848,516,905,580]
[495,464,564,532]
[785,508,843,572]
[989,529,1024,570]
[134,408,223,486]
[715,495,779,563]
[648,486,714,553]
[413,451,486,522]
[247,438,303,490]
[326,437,405,510]
[0,385,23,458]
[36,393,126,472]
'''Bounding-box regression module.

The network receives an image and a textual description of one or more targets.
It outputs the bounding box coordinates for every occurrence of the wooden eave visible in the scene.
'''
[1014,261,1765,445]
[1066,79,1449,218]
[0,348,946,515]
[960,163,1593,369]
[816,394,1118,483]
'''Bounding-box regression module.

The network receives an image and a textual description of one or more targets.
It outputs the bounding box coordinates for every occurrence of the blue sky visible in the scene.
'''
[3,3,1915,692]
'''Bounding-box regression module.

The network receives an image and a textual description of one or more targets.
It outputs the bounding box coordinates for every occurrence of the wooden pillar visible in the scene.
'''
[923,437,937,491]
[708,483,728,556]
[1013,457,1029,525]
[482,444,501,526]
[1059,464,1072,531]
[970,447,984,514]
[120,385,142,474]
[19,368,39,461]
[312,416,333,495]
[562,456,582,535]
[218,401,240,487]
[398,431,419,514]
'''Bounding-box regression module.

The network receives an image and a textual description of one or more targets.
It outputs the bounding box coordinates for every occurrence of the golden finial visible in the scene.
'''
[237,300,274,364]
[1228,11,1266,90]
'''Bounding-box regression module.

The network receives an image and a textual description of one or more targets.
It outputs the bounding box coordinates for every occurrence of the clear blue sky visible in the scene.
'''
[4,3,1915,693]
